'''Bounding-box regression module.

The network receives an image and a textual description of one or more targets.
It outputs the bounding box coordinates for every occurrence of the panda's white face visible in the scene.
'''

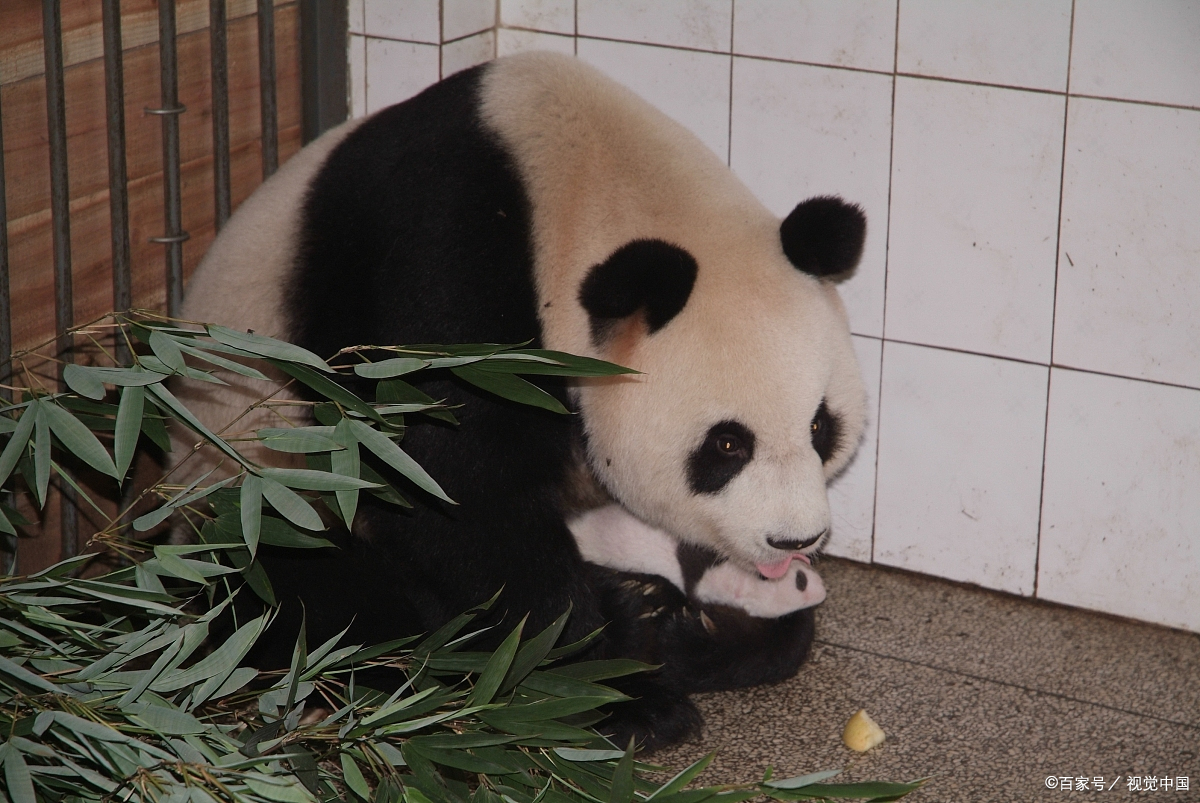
[576,234,867,577]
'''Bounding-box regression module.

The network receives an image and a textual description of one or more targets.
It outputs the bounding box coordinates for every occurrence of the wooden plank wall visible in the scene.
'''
[1,0,302,573]
[1,0,302,356]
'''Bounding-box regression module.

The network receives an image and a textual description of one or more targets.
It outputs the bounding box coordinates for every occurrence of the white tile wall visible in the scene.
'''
[733,0,896,73]
[730,57,893,337]
[1054,98,1200,390]
[350,2,1200,631]
[578,0,732,52]
[576,38,732,163]
[874,342,1047,596]
[1070,0,1200,108]
[886,78,1063,364]
[1039,369,1200,632]
[826,335,883,563]
[896,0,1072,91]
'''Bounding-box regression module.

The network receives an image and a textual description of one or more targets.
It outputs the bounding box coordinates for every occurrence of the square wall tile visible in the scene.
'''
[444,0,496,42]
[1039,369,1200,632]
[365,38,440,113]
[578,0,732,52]
[874,342,1048,595]
[348,0,365,35]
[1071,0,1200,109]
[826,335,882,563]
[364,0,440,43]
[497,28,576,57]
[577,39,731,163]
[730,58,893,337]
[349,34,367,118]
[897,0,1072,91]
[442,30,495,77]
[886,78,1063,364]
[733,0,896,73]
[501,0,575,34]
[1054,98,1200,389]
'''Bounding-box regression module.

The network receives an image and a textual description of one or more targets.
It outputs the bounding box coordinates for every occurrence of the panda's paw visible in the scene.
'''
[692,557,825,618]
[597,676,702,754]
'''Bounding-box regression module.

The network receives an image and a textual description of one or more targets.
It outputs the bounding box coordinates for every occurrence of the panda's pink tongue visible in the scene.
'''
[756,553,809,579]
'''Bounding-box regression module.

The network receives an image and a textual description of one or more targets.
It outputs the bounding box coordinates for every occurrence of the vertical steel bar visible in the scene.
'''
[257,0,278,178]
[210,0,231,229]
[155,0,186,317]
[0,87,11,405]
[42,0,78,560]
[102,0,132,365]
[300,0,348,145]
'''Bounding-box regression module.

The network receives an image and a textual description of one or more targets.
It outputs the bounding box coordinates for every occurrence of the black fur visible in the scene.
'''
[687,420,755,495]
[676,541,726,596]
[238,65,813,754]
[579,239,698,346]
[780,196,867,277]
[809,400,842,463]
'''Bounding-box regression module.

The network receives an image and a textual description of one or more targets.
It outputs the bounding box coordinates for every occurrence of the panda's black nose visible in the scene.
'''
[768,531,826,551]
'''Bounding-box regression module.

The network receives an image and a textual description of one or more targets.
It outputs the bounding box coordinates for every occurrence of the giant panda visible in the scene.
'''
[177,51,867,751]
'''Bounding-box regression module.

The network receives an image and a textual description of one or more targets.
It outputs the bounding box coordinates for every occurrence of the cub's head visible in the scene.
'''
[575,196,868,577]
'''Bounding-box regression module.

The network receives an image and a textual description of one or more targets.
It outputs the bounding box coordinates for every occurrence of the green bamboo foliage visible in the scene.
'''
[0,312,925,803]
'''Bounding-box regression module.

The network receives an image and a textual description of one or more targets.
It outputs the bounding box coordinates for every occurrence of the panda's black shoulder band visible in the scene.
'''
[780,196,867,278]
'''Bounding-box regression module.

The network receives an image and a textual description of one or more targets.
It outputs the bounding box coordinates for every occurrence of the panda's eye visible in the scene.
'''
[715,433,743,455]
[810,400,842,464]
[688,420,756,495]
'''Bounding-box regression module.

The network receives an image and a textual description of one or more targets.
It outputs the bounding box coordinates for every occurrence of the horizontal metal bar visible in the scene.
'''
[144,104,187,115]
[149,232,192,244]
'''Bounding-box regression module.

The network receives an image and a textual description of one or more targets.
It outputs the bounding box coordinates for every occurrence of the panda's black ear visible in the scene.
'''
[780,196,867,278]
[578,239,698,346]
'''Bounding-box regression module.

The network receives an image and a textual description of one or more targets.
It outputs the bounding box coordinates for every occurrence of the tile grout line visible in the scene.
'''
[815,638,1200,732]
[1033,0,1078,601]
[869,0,903,566]
[726,1,735,168]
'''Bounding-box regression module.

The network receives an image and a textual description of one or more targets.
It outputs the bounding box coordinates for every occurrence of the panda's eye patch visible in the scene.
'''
[810,400,842,463]
[688,420,755,495]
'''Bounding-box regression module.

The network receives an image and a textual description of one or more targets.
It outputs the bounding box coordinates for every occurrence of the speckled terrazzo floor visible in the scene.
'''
[651,557,1200,802]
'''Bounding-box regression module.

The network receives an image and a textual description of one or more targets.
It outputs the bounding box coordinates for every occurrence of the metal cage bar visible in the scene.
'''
[210,0,232,230]
[0,87,10,405]
[102,0,132,365]
[42,0,79,559]
[257,0,279,179]
[300,0,348,144]
[152,0,188,317]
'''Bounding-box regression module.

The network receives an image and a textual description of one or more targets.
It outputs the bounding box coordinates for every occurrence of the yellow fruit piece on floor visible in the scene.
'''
[842,709,886,752]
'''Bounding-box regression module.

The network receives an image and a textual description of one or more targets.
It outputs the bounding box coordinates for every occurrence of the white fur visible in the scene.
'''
[570,503,825,618]
[482,54,867,571]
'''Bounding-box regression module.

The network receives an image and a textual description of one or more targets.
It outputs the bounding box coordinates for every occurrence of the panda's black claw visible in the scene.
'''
[597,676,702,755]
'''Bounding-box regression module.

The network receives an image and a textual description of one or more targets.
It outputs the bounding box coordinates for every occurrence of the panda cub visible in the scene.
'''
[177,52,868,751]
[570,503,826,619]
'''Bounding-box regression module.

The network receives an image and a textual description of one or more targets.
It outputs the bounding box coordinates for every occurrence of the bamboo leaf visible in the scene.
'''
[257,427,343,453]
[468,617,525,707]
[150,329,189,375]
[762,770,842,790]
[243,774,316,803]
[346,419,452,504]
[241,475,263,556]
[452,364,569,415]
[271,361,383,423]
[610,741,636,803]
[176,340,270,380]
[330,419,360,528]
[206,325,333,371]
[647,754,717,800]
[341,753,371,800]
[500,605,571,695]
[3,745,36,803]
[259,477,324,531]
[62,363,106,400]
[113,385,144,480]
[125,702,206,735]
[353,357,430,379]
[33,401,50,505]
[146,383,251,468]
[258,516,334,549]
[258,467,378,492]
[0,403,36,489]
[553,748,628,762]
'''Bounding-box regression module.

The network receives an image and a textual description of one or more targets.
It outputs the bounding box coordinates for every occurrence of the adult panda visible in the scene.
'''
[179,52,867,750]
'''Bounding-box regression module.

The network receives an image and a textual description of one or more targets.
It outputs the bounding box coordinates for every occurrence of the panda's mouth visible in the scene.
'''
[755,552,811,580]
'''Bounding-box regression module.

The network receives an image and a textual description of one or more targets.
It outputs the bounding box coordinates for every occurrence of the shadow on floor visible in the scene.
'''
[652,557,1200,802]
